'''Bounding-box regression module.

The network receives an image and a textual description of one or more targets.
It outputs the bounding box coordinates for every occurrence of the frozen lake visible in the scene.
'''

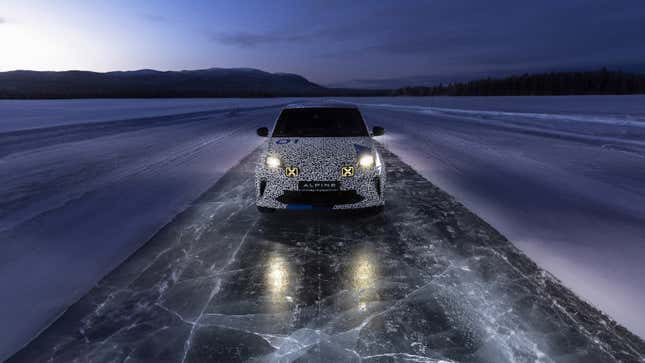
[1,96,644,360]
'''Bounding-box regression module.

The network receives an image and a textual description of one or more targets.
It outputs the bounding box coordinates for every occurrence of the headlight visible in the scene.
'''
[358,154,375,168]
[266,156,281,168]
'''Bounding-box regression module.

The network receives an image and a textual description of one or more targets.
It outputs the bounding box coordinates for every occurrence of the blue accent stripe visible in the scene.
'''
[287,204,313,210]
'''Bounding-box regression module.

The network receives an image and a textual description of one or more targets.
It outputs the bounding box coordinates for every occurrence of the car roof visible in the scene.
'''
[283,103,359,110]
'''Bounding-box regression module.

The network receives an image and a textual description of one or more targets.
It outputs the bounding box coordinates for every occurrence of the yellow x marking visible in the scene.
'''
[285,166,299,177]
[341,166,354,177]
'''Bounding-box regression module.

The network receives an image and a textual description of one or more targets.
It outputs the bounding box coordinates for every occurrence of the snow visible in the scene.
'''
[0,101,286,360]
[2,95,645,359]
[0,98,292,132]
[343,95,645,338]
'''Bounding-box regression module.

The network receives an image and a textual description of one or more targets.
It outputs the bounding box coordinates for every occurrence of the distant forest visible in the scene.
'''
[393,69,645,96]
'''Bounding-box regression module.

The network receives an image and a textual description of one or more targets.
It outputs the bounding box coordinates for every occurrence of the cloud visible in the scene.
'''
[210,32,317,48]
[139,13,168,23]
[208,0,645,83]
[210,21,377,48]
[322,0,645,69]
[0,17,6,24]
[210,32,284,47]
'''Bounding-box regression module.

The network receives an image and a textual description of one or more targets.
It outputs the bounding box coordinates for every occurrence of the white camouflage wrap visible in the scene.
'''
[256,136,386,209]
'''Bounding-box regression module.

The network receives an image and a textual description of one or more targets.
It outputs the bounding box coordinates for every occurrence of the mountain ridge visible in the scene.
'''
[0,67,333,99]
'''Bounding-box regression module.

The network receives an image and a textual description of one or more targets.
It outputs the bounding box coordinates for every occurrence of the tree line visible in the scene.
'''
[392,69,645,96]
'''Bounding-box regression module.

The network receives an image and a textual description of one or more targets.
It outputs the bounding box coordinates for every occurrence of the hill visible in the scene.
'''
[0,68,334,99]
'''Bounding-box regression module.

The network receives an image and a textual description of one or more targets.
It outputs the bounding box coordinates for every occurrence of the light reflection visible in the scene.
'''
[350,251,379,312]
[353,256,376,290]
[265,252,293,311]
[267,254,289,294]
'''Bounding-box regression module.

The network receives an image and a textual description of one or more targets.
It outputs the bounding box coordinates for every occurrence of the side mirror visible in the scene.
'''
[257,127,269,137]
[372,126,385,136]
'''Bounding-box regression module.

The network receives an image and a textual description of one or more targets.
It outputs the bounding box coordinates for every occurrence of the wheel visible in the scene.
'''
[257,206,276,213]
[367,205,384,214]
[355,205,384,216]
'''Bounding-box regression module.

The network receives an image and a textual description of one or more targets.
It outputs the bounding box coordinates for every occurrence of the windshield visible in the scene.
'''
[272,108,369,137]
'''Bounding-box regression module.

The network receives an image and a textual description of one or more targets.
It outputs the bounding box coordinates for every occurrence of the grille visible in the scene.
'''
[276,190,364,207]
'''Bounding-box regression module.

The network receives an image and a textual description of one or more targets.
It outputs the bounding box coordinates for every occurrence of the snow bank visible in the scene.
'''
[354,96,645,338]
[0,102,282,360]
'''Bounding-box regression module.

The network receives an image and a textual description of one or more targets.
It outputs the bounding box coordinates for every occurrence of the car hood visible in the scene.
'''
[267,137,374,168]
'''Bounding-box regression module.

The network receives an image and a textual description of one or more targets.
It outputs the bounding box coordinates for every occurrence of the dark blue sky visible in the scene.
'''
[3,0,645,86]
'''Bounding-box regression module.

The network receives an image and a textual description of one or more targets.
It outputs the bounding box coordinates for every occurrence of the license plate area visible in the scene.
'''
[298,181,340,191]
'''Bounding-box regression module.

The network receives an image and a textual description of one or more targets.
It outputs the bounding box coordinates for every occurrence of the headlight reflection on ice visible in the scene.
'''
[351,252,378,311]
[265,253,294,311]
[267,255,289,293]
[354,259,374,287]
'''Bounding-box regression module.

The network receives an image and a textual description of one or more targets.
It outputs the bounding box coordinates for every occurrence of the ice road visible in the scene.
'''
[9,147,644,362]
[2,96,645,361]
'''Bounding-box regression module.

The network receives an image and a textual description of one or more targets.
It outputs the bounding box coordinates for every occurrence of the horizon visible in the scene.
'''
[2,0,645,88]
[2,65,642,91]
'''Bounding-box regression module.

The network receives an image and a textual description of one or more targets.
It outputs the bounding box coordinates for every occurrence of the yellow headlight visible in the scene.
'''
[266,156,281,168]
[358,154,375,168]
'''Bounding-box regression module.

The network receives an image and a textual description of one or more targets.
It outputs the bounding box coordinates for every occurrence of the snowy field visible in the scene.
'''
[346,95,645,339]
[0,100,291,360]
[0,98,296,132]
[1,96,645,359]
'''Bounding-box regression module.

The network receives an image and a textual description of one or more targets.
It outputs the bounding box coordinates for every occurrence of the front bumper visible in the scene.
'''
[256,174,385,210]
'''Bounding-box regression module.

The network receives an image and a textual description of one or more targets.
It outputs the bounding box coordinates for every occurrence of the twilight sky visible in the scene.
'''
[1,0,644,86]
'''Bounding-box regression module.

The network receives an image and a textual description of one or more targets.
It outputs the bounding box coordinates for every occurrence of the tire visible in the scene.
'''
[357,205,384,216]
[368,205,384,214]
[257,206,276,213]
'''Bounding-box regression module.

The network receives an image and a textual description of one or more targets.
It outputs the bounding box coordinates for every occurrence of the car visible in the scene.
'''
[255,104,386,212]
